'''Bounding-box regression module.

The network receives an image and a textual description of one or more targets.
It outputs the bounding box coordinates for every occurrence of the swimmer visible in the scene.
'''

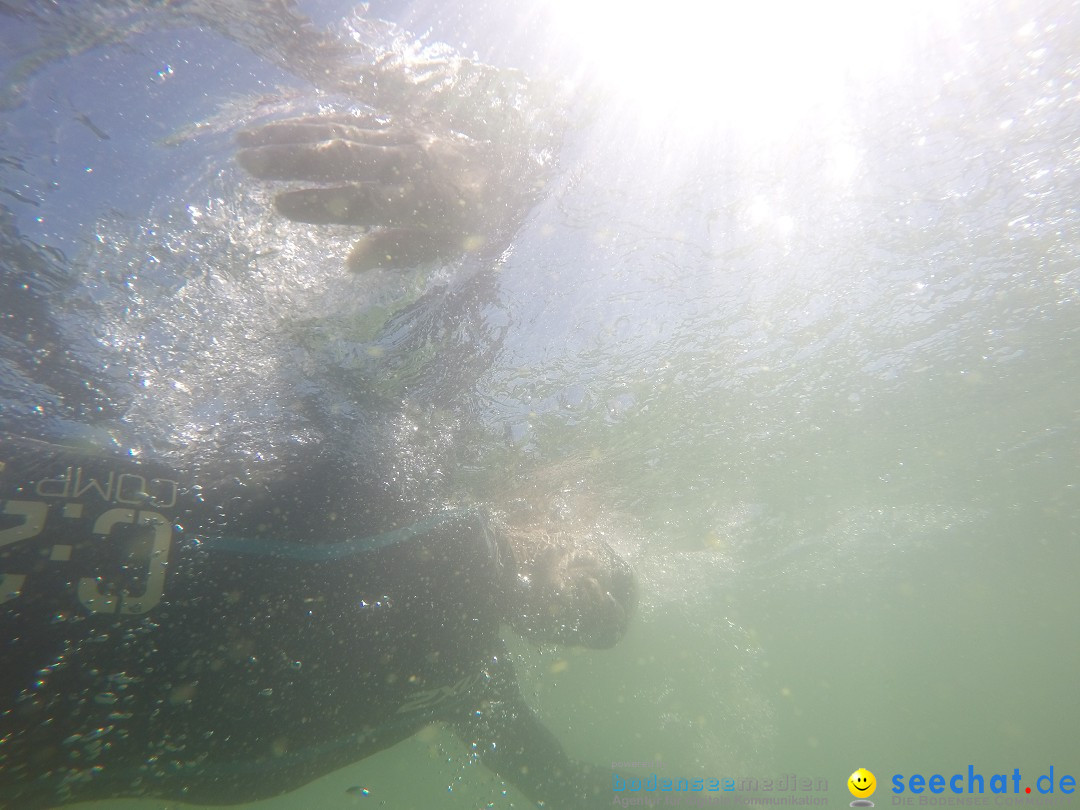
[0,105,635,810]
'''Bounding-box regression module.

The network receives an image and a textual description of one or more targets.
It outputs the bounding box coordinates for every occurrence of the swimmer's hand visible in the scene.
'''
[236,114,500,271]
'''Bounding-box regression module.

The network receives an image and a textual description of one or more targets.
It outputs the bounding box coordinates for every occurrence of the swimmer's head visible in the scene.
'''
[549,540,637,648]
[500,528,637,649]
[489,459,637,648]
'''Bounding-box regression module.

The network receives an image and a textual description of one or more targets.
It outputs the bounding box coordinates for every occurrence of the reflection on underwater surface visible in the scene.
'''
[2,0,1080,807]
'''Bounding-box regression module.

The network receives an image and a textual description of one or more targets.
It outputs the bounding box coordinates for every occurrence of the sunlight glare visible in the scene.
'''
[547,0,966,134]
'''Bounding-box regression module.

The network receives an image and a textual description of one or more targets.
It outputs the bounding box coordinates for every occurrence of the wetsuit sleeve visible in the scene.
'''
[446,647,609,808]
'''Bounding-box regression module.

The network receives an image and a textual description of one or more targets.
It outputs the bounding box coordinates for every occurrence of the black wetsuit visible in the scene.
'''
[0,434,604,808]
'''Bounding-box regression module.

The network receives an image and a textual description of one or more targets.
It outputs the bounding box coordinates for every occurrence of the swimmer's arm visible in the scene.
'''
[236,115,491,271]
[235,106,549,272]
[448,652,609,808]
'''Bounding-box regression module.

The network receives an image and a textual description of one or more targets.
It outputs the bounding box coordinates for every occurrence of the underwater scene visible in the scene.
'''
[1,0,1078,808]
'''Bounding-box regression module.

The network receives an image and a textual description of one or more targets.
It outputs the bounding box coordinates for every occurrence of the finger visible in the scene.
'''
[236,140,422,184]
[235,119,414,148]
[346,227,450,272]
[273,184,423,226]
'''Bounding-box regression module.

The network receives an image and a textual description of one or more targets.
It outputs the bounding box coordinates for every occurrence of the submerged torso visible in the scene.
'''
[0,434,506,807]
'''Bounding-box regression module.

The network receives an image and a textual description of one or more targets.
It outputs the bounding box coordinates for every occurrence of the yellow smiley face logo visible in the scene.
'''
[848,768,877,798]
